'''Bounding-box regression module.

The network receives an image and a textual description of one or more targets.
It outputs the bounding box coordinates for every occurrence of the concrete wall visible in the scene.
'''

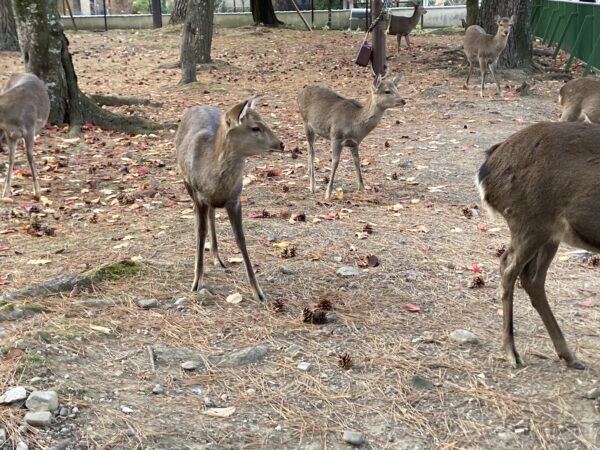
[61,6,466,31]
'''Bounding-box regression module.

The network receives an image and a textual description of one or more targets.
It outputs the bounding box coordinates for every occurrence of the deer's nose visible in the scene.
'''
[400,99,407,106]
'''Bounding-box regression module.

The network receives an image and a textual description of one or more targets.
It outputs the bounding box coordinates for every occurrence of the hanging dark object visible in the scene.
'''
[354,2,385,68]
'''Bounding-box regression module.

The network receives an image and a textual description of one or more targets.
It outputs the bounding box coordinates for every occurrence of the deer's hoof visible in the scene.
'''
[213,258,226,268]
[254,291,266,302]
[566,359,587,370]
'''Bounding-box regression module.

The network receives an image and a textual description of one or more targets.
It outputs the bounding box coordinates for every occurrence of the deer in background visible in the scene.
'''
[1,73,50,199]
[477,121,600,370]
[297,73,405,200]
[175,97,285,301]
[463,15,515,97]
[387,2,427,52]
[559,77,600,123]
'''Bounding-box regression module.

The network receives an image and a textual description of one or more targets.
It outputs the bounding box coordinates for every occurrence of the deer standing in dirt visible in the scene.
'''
[387,2,427,52]
[175,97,285,301]
[298,74,405,199]
[558,77,600,123]
[1,73,50,199]
[476,121,600,370]
[463,15,515,97]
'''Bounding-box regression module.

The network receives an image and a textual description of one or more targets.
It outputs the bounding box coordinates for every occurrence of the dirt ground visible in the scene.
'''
[1,24,600,450]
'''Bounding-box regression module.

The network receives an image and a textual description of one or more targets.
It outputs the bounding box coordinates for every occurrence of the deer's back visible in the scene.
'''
[560,78,600,121]
[388,15,413,36]
[0,74,50,134]
[175,105,221,174]
[298,84,362,139]
[479,122,600,222]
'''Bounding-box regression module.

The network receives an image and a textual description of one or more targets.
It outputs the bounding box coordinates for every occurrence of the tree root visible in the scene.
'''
[89,94,163,108]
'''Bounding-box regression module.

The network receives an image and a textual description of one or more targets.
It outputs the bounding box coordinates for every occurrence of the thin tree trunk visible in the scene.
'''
[12,0,159,134]
[466,0,479,28]
[170,0,187,25]
[180,0,214,84]
[251,0,283,26]
[0,0,19,51]
[480,0,532,69]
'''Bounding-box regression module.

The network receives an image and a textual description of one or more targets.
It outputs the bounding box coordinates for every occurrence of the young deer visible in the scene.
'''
[297,74,405,199]
[477,121,600,369]
[387,3,427,52]
[463,15,515,97]
[175,97,284,301]
[1,73,50,199]
[559,77,600,123]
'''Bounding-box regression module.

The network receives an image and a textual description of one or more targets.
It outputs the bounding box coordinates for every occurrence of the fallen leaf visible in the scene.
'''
[27,259,52,265]
[272,241,290,248]
[90,325,111,334]
[227,257,244,264]
[576,299,598,308]
[404,303,421,313]
[203,406,236,418]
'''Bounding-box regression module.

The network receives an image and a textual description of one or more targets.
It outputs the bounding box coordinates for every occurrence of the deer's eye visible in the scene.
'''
[385,90,391,94]
[251,127,261,132]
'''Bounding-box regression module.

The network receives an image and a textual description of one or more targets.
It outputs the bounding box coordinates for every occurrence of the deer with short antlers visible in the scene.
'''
[559,77,600,123]
[297,73,405,199]
[175,97,285,301]
[1,73,50,199]
[477,121,600,369]
[463,15,515,97]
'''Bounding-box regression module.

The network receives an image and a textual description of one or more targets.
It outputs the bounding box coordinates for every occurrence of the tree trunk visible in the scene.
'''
[0,0,19,51]
[480,0,532,69]
[465,0,479,28]
[180,0,214,84]
[251,0,283,26]
[170,0,187,24]
[12,0,158,134]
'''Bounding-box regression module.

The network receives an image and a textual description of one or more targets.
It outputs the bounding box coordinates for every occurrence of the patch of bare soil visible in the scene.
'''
[1,26,599,450]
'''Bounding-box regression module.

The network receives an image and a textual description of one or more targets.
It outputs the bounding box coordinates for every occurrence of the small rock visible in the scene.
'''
[410,375,436,390]
[586,387,600,399]
[16,442,29,450]
[398,160,413,168]
[59,407,68,417]
[136,299,158,309]
[203,396,216,407]
[404,271,418,282]
[449,329,480,344]
[267,234,277,243]
[0,428,6,444]
[336,266,359,277]
[0,386,27,404]
[152,384,164,395]
[281,267,294,275]
[28,377,43,384]
[421,331,435,343]
[174,297,187,306]
[333,256,343,263]
[120,405,134,414]
[226,292,243,304]
[26,390,59,412]
[24,411,53,427]
[246,388,256,396]
[342,431,364,446]
[218,346,268,368]
[286,344,302,355]
[181,360,201,371]
[71,406,79,414]
[192,387,203,395]
[297,362,311,371]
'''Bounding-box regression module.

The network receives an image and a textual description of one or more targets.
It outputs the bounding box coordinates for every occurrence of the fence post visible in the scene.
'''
[546,14,565,47]
[552,12,576,59]
[582,33,600,76]
[542,10,558,45]
[565,15,592,71]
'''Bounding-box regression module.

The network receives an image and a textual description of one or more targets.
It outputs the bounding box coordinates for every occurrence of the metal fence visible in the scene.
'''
[532,0,600,75]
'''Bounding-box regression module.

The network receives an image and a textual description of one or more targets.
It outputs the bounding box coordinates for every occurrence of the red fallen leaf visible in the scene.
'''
[0,276,8,285]
[404,303,421,313]
[477,223,487,232]
[248,210,272,219]
[133,167,150,176]
[576,299,598,308]
[258,167,281,177]
[470,263,481,273]
[4,348,25,360]
[319,214,336,221]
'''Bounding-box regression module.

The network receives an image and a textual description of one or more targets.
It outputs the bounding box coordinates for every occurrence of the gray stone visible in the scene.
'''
[0,428,5,445]
[24,411,52,427]
[26,390,59,412]
[136,299,158,309]
[342,431,364,446]
[281,267,294,275]
[120,405,134,414]
[181,360,202,371]
[297,362,311,371]
[0,274,91,303]
[404,271,418,282]
[336,266,359,277]
[267,234,277,243]
[286,344,302,355]
[410,375,436,390]
[218,346,268,368]
[398,160,413,168]
[71,406,79,414]
[16,442,29,450]
[152,384,164,395]
[586,387,600,399]
[0,386,27,404]
[28,377,44,384]
[449,329,480,345]
[59,407,68,417]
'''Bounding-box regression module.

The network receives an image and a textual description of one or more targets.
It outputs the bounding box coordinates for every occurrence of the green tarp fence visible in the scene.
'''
[532,0,600,75]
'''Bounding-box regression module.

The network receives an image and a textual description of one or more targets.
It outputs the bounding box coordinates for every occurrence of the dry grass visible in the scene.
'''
[1,25,600,449]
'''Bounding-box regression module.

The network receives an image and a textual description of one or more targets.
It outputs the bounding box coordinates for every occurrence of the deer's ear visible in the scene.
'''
[226,99,249,127]
[392,75,401,86]
[509,15,516,24]
[495,15,501,23]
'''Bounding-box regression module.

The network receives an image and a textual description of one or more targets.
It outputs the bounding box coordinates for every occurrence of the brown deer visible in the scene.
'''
[387,2,427,52]
[559,77,600,123]
[175,97,285,301]
[297,74,405,200]
[476,121,600,369]
[1,73,50,199]
[463,15,515,97]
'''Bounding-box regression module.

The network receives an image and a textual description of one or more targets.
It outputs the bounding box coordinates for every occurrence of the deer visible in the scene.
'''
[558,77,600,123]
[476,121,600,370]
[463,15,515,97]
[175,97,284,301]
[1,73,50,199]
[297,73,405,200]
[387,2,427,52]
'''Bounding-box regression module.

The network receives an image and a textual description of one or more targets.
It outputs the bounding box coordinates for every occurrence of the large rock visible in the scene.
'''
[218,346,268,368]
[26,391,59,412]
[449,329,480,345]
[342,431,364,446]
[24,411,52,427]
[336,266,360,277]
[0,386,27,404]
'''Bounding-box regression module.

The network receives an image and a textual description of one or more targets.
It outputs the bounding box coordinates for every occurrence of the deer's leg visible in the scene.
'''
[226,200,264,301]
[488,62,502,95]
[349,145,364,192]
[325,139,343,200]
[478,58,487,97]
[396,34,401,53]
[559,107,578,122]
[208,206,225,268]
[405,34,412,49]
[191,201,209,292]
[464,62,474,89]
[520,241,585,369]
[2,137,17,198]
[23,130,40,199]
[305,124,317,194]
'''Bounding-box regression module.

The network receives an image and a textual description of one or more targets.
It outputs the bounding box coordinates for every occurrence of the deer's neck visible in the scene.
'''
[493,31,510,51]
[213,125,246,178]
[410,8,421,25]
[357,95,385,135]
